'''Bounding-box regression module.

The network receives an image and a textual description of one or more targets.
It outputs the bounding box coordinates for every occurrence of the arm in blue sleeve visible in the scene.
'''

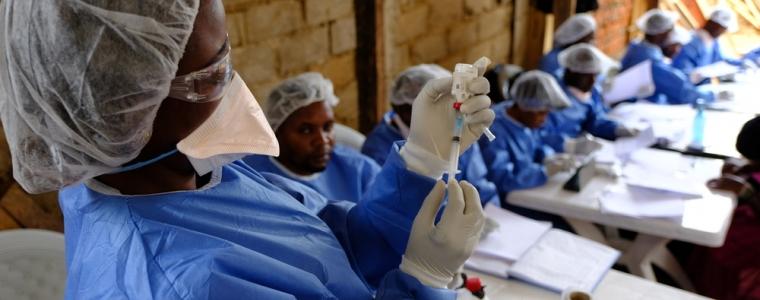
[323,142,437,287]
[375,269,456,300]
[654,62,714,104]
[480,136,548,195]
[583,92,619,140]
[539,116,568,153]
[672,44,700,77]
[459,143,499,206]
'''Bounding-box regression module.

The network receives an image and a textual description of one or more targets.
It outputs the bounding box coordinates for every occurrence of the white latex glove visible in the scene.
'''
[400,58,495,178]
[544,154,578,176]
[400,180,486,288]
[563,134,603,155]
[716,90,735,102]
[614,124,641,138]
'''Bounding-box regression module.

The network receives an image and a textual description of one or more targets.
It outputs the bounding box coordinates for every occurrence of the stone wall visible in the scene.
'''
[384,0,514,95]
[224,0,360,128]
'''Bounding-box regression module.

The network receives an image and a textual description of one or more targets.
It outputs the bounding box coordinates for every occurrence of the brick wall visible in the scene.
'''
[224,0,360,128]
[384,0,513,94]
[594,0,635,58]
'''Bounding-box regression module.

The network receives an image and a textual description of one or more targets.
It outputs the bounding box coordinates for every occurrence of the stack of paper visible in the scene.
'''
[466,205,620,293]
[599,185,686,219]
[622,150,710,198]
[614,126,656,160]
[603,60,654,104]
[693,61,740,78]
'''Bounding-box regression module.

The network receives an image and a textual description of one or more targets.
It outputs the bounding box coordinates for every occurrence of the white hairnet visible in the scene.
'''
[664,26,693,46]
[636,9,679,35]
[0,0,200,193]
[554,14,597,48]
[558,43,617,74]
[709,6,738,32]
[510,70,571,111]
[391,64,451,106]
[265,72,339,131]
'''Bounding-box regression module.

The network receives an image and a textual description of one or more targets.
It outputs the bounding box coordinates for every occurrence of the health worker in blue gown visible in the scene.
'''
[541,43,640,152]
[620,9,716,104]
[0,1,498,299]
[539,14,597,80]
[362,64,498,205]
[243,72,381,203]
[672,7,747,84]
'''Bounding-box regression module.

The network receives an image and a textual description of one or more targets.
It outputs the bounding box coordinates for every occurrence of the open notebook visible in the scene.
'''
[465,205,620,293]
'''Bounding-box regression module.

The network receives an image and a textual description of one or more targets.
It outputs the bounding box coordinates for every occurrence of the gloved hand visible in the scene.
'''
[400,180,485,288]
[689,71,703,84]
[400,58,496,178]
[563,134,603,155]
[614,124,641,138]
[716,90,735,101]
[544,154,578,176]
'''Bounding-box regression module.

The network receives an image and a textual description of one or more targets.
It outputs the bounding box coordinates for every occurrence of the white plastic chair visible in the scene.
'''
[0,229,66,300]
[333,123,366,151]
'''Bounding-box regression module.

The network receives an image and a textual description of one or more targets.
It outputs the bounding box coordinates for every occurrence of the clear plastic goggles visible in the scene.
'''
[169,39,233,103]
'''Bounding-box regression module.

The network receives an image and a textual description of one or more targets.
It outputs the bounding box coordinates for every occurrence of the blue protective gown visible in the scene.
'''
[620,40,714,104]
[540,82,619,152]
[243,145,381,203]
[59,144,455,299]
[538,48,563,79]
[672,32,742,80]
[478,102,556,196]
[362,112,499,205]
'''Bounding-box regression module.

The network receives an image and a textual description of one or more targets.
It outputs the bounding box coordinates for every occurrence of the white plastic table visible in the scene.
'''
[506,148,736,291]
[467,269,712,300]
[701,72,760,115]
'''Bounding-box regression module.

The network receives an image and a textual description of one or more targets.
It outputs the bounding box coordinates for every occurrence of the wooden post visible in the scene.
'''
[354,0,386,134]
[512,0,547,69]
[553,0,578,30]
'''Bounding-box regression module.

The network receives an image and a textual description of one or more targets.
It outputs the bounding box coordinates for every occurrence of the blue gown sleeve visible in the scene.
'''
[319,142,453,298]
[672,42,700,77]
[479,134,548,195]
[653,61,714,104]
[459,143,499,205]
[582,92,618,140]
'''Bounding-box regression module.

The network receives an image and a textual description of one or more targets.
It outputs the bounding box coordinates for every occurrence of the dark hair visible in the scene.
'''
[484,67,506,105]
[737,116,760,161]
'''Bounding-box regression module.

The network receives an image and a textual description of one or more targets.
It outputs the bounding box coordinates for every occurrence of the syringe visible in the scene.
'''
[448,58,496,177]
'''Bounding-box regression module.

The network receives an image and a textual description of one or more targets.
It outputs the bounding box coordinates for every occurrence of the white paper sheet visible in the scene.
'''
[474,204,552,262]
[603,60,654,104]
[694,61,740,78]
[614,126,656,159]
[464,253,513,278]
[599,185,686,219]
[509,230,620,293]
[622,151,710,198]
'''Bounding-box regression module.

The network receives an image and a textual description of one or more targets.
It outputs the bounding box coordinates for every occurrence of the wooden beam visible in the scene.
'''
[553,0,577,30]
[511,0,547,69]
[354,0,386,134]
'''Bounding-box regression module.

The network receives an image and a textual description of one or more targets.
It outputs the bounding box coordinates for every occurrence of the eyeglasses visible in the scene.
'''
[169,38,233,103]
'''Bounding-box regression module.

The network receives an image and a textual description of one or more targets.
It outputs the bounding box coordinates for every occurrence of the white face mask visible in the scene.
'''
[177,72,279,175]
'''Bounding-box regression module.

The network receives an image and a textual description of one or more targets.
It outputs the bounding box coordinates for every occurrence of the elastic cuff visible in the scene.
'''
[399,142,448,179]
[399,256,451,289]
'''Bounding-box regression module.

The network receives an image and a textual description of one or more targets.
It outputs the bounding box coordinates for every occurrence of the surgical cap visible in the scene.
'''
[510,70,570,111]
[558,43,616,74]
[554,14,597,48]
[0,0,200,193]
[664,26,692,46]
[265,73,339,131]
[391,64,451,106]
[709,6,738,32]
[636,9,679,35]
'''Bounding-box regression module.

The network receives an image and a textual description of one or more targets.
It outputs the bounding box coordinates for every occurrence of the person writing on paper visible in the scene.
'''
[541,43,639,153]
[672,7,748,84]
[688,116,760,300]
[242,73,380,203]
[539,14,597,79]
[362,64,498,205]
[478,71,575,203]
[620,9,718,105]
[0,1,495,298]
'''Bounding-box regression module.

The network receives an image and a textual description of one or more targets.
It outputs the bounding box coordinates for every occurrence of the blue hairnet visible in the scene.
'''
[0,0,200,193]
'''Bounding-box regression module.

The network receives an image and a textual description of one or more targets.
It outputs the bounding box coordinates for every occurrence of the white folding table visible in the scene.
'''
[506,148,736,291]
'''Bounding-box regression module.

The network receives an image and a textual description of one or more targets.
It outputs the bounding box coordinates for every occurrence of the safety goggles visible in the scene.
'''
[169,38,233,103]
